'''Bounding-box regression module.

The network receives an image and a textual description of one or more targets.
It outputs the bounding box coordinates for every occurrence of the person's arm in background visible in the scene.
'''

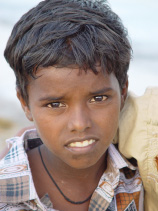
[0,126,35,159]
[15,126,35,136]
[113,87,158,211]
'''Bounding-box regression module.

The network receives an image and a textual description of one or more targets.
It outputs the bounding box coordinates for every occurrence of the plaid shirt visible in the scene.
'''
[0,129,144,211]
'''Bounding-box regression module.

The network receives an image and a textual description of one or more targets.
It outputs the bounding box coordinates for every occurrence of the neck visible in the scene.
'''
[41,144,107,184]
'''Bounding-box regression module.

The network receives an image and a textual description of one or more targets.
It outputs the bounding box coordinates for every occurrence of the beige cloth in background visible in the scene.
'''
[114,87,158,211]
[0,87,158,210]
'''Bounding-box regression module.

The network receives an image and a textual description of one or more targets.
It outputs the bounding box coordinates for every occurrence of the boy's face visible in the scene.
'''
[19,66,127,169]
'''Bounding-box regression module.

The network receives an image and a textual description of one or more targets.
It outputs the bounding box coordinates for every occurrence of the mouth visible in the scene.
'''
[65,138,98,153]
[68,139,96,147]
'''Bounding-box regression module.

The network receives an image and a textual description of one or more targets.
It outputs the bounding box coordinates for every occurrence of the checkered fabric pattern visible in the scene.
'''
[0,129,144,210]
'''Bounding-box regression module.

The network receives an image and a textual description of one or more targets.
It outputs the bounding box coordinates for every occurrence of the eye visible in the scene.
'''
[47,102,66,108]
[90,95,107,103]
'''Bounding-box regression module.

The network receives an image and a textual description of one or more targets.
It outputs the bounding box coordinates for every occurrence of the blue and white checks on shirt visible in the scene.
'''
[0,129,144,210]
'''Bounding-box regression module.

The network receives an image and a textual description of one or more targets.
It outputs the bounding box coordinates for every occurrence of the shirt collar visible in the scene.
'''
[0,129,136,208]
[89,144,137,210]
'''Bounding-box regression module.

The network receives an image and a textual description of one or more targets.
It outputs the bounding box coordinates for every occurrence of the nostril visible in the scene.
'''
[68,119,91,133]
[67,108,92,132]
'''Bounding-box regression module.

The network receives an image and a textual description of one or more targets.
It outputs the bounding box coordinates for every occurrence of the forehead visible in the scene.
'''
[28,66,120,98]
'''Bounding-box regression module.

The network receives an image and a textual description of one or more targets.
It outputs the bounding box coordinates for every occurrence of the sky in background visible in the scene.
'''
[0,0,158,108]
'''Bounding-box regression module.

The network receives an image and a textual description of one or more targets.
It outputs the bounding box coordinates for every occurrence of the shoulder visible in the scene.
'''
[96,144,143,210]
[0,136,20,164]
[117,87,158,210]
[0,131,39,205]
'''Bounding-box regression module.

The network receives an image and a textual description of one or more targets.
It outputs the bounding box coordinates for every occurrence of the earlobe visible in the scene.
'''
[120,78,128,110]
[16,90,33,122]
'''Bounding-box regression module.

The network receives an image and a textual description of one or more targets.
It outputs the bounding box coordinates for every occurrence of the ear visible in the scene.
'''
[16,89,33,122]
[120,78,128,110]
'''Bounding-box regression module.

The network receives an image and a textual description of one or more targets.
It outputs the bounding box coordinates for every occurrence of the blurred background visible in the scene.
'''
[0,0,158,145]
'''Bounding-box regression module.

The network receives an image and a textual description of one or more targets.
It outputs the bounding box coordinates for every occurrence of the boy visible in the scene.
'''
[0,0,143,210]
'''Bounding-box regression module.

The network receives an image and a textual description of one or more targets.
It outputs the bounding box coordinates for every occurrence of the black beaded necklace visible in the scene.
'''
[38,146,92,204]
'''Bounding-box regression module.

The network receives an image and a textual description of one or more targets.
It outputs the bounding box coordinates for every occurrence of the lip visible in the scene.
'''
[65,136,99,146]
[64,136,99,154]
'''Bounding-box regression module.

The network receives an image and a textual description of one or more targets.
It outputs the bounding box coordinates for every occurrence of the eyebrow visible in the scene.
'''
[39,87,113,102]
[39,96,64,102]
[89,87,113,95]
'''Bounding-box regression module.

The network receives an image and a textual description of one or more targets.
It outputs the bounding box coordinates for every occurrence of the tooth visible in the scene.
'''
[83,140,89,147]
[89,139,94,144]
[80,142,85,147]
[89,140,92,145]
[68,139,96,147]
[76,142,81,147]
[70,143,75,147]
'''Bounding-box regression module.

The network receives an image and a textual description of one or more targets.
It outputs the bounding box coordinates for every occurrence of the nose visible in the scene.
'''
[67,105,92,133]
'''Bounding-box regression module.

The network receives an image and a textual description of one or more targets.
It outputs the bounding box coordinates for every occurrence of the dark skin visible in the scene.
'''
[27,145,106,210]
[18,66,128,210]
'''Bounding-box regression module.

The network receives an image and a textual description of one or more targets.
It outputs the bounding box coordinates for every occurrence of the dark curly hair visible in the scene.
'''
[4,0,132,103]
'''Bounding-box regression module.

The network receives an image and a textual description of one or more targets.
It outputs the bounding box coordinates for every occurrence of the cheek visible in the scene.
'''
[34,119,62,154]
[31,111,56,138]
[95,103,120,138]
[32,112,66,147]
